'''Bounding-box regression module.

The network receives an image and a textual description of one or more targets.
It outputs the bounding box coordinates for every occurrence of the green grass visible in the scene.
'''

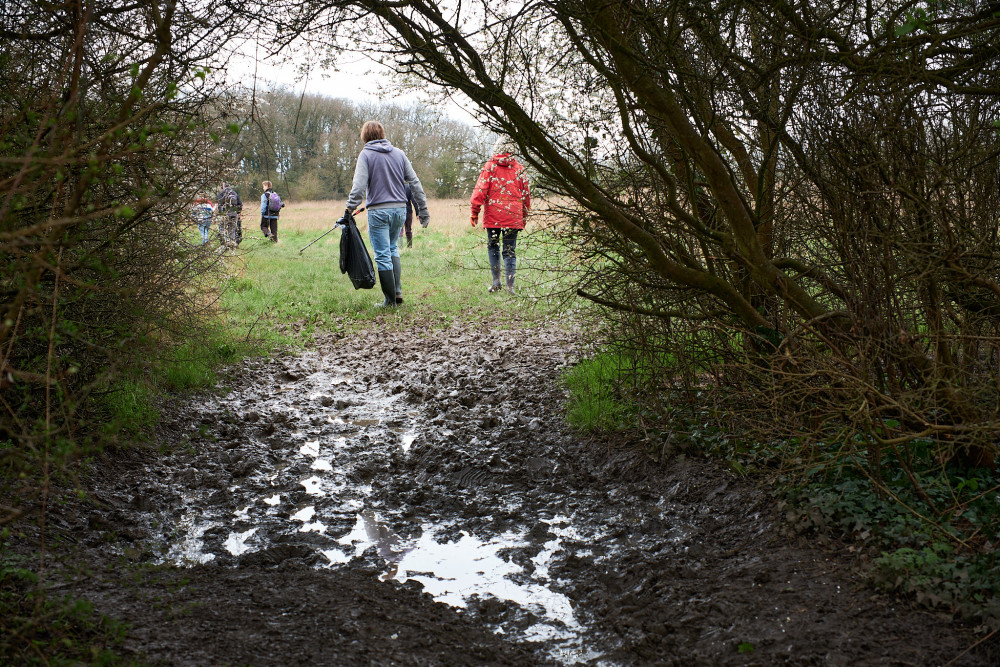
[104,377,159,436]
[103,205,562,436]
[563,351,637,431]
[219,217,556,342]
[562,340,694,433]
[101,325,260,438]
[0,557,132,665]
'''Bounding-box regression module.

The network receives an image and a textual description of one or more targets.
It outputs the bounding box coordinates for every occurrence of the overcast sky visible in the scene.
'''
[224,37,478,125]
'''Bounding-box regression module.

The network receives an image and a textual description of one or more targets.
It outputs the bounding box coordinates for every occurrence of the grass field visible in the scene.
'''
[217,198,561,346]
[106,198,569,432]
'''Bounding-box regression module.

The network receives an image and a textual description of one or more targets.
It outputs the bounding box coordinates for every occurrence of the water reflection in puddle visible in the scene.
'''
[165,514,216,565]
[300,476,323,495]
[224,528,258,556]
[292,505,315,522]
[301,522,327,533]
[292,504,326,533]
[327,510,583,646]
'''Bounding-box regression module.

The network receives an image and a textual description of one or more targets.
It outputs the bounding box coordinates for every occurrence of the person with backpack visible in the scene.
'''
[345,120,430,307]
[191,194,215,245]
[260,180,284,242]
[217,183,243,246]
[470,137,531,294]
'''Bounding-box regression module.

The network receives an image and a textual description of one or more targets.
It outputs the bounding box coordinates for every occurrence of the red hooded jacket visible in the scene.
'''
[470,153,531,229]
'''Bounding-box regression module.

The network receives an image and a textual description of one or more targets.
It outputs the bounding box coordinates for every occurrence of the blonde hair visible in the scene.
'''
[262,180,272,190]
[361,120,386,143]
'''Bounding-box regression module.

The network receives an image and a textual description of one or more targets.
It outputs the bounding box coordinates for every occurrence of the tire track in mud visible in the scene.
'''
[81,317,988,666]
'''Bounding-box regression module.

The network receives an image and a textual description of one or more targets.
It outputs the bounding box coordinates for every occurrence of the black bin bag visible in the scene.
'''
[339,214,376,290]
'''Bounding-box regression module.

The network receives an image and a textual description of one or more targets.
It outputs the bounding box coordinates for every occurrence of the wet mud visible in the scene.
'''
[41,318,996,665]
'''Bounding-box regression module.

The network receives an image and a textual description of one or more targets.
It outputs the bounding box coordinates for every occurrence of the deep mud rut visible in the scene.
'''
[46,317,995,665]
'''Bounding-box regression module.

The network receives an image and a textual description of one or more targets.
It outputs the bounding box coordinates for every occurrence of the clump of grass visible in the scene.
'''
[103,377,160,437]
[0,557,130,665]
[563,351,636,431]
[102,325,257,438]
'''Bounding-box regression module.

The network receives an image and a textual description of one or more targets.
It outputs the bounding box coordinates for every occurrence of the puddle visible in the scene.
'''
[165,513,216,565]
[292,506,315,522]
[322,548,352,565]
[331,509,586,650]
[300,476,323,495]
[224,528,258,556]
[301,521,327,533]
[156,352,615,664]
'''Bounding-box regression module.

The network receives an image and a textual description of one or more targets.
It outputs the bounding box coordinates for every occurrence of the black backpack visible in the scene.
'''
[220,187,241,213]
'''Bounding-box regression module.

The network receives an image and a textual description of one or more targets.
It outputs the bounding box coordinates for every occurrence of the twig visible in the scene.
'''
[244,308,268,343]
[0,505,23,525]
[944,629,997,667]
[0,302,24,377]
[39,246,63,597]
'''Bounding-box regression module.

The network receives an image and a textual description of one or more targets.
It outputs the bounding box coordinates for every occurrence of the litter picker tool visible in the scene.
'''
[298,205,366,254]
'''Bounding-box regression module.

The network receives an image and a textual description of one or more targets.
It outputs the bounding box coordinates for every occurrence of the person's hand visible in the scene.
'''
[420,215,430,228]
[470,215,477,227]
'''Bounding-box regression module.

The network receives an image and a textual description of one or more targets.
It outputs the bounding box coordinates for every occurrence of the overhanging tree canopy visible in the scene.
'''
[277,0,1000,460]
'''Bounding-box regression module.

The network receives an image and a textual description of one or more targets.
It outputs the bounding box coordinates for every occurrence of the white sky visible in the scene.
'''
[223,37,479,126]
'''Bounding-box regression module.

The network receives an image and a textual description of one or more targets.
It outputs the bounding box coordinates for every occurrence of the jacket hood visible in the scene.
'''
[364,138,395,153]
[493,153,516,167]
[492,136,516,156]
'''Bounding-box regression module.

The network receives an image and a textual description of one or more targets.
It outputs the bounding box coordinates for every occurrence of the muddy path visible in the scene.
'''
[50,316,993,665]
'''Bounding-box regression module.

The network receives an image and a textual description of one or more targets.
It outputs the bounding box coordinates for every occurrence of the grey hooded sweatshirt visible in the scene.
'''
[346,139,429,224]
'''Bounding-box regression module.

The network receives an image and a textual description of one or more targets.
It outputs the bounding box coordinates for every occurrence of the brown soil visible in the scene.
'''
[12,316,998,665]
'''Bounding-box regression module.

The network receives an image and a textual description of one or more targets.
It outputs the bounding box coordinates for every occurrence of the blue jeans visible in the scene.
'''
[367,207,405,271]
[199,222,211,244]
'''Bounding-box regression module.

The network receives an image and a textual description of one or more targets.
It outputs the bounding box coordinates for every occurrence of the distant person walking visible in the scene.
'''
[470,138,531,294]
[191,194,215,245]
[345,120,430,307]
[260,180,283,242]
[217,183,243,246]
[397,184,417,249]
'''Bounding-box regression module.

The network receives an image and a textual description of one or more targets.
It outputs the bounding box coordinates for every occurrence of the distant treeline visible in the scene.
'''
[232,87,486,200]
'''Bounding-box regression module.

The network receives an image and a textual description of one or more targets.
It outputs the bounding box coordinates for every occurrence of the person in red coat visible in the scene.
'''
[470,138,531,294]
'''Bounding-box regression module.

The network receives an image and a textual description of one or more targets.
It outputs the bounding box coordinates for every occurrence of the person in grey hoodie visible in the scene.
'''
[345,121,430,307]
